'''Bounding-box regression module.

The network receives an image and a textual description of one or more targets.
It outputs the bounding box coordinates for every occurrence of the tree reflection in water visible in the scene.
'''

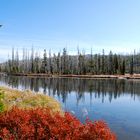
[0,75,139,104]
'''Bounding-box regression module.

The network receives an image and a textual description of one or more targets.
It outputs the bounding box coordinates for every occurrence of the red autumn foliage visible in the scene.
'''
[0,107,116,140]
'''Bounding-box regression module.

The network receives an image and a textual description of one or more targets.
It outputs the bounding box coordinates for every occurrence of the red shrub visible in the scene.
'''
[0,107,116,140]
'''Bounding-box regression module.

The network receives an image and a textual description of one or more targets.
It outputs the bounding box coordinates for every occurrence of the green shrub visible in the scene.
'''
[0,89,5,112]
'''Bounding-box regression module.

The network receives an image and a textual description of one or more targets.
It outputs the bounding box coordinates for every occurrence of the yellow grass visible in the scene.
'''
[0,87,61,113]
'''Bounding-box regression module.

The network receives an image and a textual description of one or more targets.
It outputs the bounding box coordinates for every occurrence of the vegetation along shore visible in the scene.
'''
[0,86,116,139]
[1,72,140,79]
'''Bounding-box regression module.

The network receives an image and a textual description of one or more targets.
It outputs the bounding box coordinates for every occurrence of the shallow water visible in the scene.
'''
[0,75,140,140]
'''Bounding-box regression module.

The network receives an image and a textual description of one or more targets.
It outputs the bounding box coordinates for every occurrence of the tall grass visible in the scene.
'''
[0,87,61,113]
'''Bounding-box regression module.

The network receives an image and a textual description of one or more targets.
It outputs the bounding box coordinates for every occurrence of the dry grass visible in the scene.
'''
[0,87,61,113]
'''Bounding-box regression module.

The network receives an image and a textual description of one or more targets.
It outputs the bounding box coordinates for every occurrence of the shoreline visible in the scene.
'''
[1,72,140,79]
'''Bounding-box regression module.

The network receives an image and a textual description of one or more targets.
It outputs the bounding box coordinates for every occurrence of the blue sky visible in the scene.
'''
[0,0,140,61]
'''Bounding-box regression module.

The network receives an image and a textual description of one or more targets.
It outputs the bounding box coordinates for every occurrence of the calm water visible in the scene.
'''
[0,75,140,140]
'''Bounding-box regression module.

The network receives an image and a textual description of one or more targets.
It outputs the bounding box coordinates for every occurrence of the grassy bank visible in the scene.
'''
[0,86,61,112]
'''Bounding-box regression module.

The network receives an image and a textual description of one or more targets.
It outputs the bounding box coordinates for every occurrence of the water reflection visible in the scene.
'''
[0,75,139,104]
[1,75,140,139]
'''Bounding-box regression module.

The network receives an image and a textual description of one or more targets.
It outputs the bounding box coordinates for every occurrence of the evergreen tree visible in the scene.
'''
[101,49,105,74]
[42,49,47,73]
[62,48,68,74]
[130,55,134,75]
[30,47,35,73]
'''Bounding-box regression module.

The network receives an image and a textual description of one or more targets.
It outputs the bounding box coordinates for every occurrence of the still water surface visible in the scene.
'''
[0,75,140,140]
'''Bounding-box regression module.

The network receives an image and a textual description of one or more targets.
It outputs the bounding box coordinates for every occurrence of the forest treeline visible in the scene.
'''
[0,48,139,75]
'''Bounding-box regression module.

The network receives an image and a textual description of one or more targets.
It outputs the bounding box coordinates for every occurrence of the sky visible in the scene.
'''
[0,0,140,61]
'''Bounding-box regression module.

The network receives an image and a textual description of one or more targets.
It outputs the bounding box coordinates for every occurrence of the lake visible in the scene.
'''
[0,75,140,140]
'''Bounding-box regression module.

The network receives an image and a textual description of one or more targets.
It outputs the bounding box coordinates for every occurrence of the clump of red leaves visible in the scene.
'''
[0,107,116,140]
